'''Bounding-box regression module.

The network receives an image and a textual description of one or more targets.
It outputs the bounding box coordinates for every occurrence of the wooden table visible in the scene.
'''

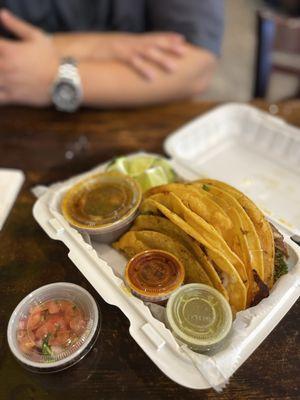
[0,100,299,400]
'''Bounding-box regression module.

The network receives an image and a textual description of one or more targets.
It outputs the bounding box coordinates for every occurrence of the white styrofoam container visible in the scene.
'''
[33,104,300,390]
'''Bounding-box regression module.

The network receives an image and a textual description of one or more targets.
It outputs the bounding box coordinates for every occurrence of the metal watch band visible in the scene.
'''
[52,57,83,112]
[57,57,81,85]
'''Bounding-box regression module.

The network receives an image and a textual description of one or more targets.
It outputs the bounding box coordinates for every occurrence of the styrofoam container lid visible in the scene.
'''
[7,282,100,372]
[164,103,300,237]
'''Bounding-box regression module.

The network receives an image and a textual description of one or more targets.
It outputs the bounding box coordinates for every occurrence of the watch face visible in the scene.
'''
[53,80,80,112]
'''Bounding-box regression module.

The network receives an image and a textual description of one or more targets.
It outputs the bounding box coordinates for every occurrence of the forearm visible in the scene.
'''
[79,45,216,108]
[52,33,104,59]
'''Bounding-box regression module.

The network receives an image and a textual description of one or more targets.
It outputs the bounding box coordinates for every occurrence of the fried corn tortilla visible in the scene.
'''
[189,183,261,306]
[195,182,265,282]
[145,183,253,302]
[140,196,247,311]
[145,183,233,237]
[146,192,248,287]
[114,230,213,286]
[199,179,275,288]
[132,215,228,299]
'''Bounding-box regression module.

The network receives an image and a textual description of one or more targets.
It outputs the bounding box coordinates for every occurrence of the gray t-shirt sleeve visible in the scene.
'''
[146,0,224,56]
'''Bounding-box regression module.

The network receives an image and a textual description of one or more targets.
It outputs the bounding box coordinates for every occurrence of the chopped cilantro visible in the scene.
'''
[202,184,210,192]
[42,334,52,356]
[274,248,288,282]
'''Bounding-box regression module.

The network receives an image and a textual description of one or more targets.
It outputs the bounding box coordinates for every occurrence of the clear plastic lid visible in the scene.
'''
[7,282,100,372]
[166,284,232,352]
[125,250,185,302]
[61,172,142,231]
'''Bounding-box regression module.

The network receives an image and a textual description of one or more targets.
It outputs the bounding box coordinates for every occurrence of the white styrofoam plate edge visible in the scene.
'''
[163,103,300,237]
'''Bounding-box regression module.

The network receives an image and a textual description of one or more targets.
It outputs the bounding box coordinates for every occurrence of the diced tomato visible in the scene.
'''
[69,317,86,334]
[26,328,36,343]
[66,305,84,326]
[34,323,53,340]
[18,335,35,354]
[35,315,67,339]
[51,315,67,331]
[27,311,43,331]
[17,299,87,358]
[17,330,26,341]
[29,305,40,315]
[29,303,47,315]
[18,319,26,330]
[46,300,61,314]
[49,330,71,347]
[58,300,72,311]
[60,301,75,317]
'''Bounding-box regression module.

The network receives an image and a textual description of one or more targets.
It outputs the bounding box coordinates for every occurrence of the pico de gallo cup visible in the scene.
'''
[7,282,100,373]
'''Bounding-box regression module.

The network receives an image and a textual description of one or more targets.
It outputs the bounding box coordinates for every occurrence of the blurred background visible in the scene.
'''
[204,0,300,102]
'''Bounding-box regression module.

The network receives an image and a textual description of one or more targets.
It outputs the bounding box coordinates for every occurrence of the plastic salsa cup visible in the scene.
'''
[61,172,142,243]
[125,250,185,303]
[7,282,100,372]
[166,283,232,353]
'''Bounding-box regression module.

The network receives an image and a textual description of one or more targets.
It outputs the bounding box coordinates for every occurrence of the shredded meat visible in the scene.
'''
[251,269,270,306]
[269,222,289,258]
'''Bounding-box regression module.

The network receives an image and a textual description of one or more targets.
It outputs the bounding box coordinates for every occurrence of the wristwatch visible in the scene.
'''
[52,57,83,112]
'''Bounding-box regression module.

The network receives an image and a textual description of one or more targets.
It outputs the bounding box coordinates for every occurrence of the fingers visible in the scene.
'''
[156,40,186,57]
[129,55,156,81]
[128,41,185,80]
[140,47,177,73]
[127,32,187,79]
[144,32,187,56]
[0,8,41,40]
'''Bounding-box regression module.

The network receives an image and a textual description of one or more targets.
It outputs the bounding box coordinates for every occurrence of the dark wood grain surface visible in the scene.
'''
[0,100,299,400]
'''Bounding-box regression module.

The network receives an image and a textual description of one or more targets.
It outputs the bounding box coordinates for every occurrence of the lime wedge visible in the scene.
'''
[152,158,176,182]
[135,166,168,192]
[106,157,128,174]
[126,156,154,176]
[106,155,176,191]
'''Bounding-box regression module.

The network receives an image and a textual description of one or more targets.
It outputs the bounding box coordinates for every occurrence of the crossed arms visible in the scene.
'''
[0,9,216,108]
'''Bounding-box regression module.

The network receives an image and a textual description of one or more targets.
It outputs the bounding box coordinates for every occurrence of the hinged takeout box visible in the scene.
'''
[33,104,300,390]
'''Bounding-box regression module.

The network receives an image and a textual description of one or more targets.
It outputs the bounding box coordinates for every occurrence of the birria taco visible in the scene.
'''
[114,179,288,312]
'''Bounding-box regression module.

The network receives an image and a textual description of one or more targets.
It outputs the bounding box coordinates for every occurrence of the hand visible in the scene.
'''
[111,32,187,80]
[54,32,187,81]
[0,9,59,106]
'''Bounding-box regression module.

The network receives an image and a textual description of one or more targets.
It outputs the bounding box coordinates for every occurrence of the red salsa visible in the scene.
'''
[125,250,185,302]
[17,299,87,360]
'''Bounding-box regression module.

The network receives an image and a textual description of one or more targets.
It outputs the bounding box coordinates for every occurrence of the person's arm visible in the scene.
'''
[0,9,215,107]
[52,32,185,61]
[79,44,215,108]
[52,31,188,81]
[52,0,223,107]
